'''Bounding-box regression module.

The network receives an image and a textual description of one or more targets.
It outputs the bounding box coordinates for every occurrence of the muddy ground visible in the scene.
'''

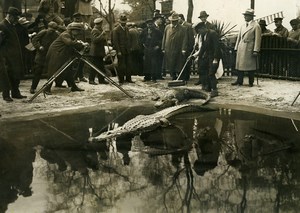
[0,75,299,121]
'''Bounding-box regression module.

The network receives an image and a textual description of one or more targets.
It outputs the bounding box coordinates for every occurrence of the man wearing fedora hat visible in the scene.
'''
[112,14,133,84]
[232,8,261,87]
[140,18,163,82]
[198,11,215,30]
[0,7,27,102]
[162,12,188,80]
[274,17,288,37]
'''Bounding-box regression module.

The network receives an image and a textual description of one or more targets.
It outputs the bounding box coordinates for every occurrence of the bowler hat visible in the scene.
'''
[242,8,255,16]
[67,22,83,30]
[258,19,267,26]
[119,14,128,23]
[198,11,209,18]
[168,12,179,21]
[7,7,21,16]
[94,17,103,24]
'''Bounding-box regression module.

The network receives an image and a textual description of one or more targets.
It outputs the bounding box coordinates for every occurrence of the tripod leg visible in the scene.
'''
[80,57,133,98]
[28,58,78,103]
[291,92,300,106]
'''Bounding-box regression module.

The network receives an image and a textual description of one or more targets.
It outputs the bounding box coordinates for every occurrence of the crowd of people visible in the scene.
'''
[0,1,300,103]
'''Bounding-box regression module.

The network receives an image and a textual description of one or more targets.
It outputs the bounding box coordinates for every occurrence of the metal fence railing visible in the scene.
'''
[259,35,300,80]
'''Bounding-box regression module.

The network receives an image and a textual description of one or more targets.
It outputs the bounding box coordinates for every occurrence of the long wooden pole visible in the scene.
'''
[251,0,255,9]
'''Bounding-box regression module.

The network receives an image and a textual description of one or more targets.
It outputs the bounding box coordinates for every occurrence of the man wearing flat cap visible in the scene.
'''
[191,22,221,97]
[274,17,288,37]
[287,18,300,74]
[287,19,300,46]
[30,21,59,94]
[0,7,27,102]
[162,12,188,80]
[232,8,261,87]
[112,14,133,84]
[44,22,86,94]
[88,17,108,85]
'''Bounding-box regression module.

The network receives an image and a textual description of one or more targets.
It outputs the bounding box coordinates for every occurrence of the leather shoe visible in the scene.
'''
[30,89,35,94]
[71,87,85,92]
[89,81,98,85]
[249,83,253,87]
[80,77,88,82]
[231,81,243,86]
[44,91,52,95]
[99,81,109,84]
[12,94,27,99]
[3,97,13,102]
[210,90,219,98]
[55,84,67,88]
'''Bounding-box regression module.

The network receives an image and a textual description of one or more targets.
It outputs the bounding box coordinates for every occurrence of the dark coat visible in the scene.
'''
[0,19,24,79]
[162,24,187,72]
[45,30,81,77]
[140,26,163,52]
[32,28,59,64]
[112,24,130,55]
[198,29,221,61]
[182,21,195,53]
[89,26,106,58]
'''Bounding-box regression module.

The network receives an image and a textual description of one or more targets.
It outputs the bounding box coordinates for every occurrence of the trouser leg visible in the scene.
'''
[31,63,44,90]
[248,71,254,85]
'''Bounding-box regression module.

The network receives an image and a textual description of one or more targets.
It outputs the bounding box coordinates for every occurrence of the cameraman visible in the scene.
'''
[44,22,86,94]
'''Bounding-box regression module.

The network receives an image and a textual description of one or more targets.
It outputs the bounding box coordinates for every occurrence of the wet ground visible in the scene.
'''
[0,105,299,213]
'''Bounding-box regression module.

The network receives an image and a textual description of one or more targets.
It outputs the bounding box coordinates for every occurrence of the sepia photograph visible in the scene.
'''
[0,0,299,212]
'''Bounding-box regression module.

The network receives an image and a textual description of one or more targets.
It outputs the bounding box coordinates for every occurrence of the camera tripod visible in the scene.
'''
[28,51,133,103]
[291,91,300,106]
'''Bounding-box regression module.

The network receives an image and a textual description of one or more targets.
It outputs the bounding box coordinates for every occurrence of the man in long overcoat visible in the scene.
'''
[112,14,133,84]
[232,9,261,87]
[179,14,194,82]
[0,7,26,102]
[162,12,187,80]
[45,22,85,94]
[140,19,163,82]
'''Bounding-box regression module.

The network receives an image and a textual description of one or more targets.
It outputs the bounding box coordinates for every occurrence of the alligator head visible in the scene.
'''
[154,88,210,109]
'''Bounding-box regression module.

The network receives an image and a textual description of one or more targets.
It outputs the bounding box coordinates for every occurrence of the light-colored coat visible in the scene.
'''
[235,20,261,71]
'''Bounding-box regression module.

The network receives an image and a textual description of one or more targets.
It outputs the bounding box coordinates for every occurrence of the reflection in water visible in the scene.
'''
[0,107,299,212]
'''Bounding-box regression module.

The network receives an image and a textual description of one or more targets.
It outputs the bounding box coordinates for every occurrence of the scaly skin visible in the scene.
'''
[89,104,214,142]
[154,88,211,109]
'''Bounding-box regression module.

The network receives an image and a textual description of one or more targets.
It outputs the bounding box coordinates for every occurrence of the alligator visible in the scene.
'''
[152,88,211,109]
[89,104,215,142]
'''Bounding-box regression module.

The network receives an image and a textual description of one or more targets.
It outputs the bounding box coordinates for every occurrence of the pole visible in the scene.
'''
[80,57,134,98]
[251,0,255,9]
[291,91,300,106]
